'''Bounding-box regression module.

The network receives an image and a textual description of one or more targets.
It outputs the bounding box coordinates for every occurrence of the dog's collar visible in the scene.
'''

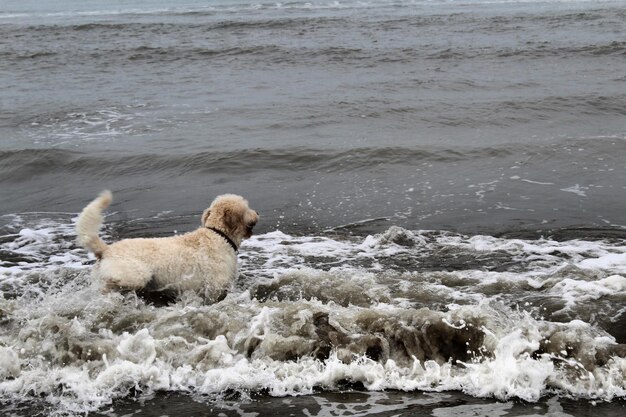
[205,227,238,253]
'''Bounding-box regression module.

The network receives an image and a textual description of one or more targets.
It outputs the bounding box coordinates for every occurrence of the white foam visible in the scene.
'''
[520,179,555,185]
[29,106,151,147]
[551,275,626,308]
[1,298,624,414]
[578,253,626,274]
[0,347,20,380]
[117,329,157,365]
[560,184,588,197]
[1,216,625,414]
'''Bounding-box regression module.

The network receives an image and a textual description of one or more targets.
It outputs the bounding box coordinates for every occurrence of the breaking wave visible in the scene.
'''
[1,214,625,415]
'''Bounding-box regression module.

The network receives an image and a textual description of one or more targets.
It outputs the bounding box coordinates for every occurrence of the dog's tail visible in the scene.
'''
[76,190,112,258]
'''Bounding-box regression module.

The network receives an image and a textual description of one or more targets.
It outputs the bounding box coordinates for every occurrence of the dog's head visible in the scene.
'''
[201,194,259,244]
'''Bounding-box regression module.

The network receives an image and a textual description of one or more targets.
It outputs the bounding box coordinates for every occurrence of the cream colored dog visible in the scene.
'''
[76,191,258,301]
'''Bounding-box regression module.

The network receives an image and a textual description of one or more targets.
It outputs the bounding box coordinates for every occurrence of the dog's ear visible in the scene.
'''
[201,208,211,226]
[223,207,242,235]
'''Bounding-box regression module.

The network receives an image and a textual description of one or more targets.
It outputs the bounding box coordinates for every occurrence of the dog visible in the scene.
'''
[75,190,258,302]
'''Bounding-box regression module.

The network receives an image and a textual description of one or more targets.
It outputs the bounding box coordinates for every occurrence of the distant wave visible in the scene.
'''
[0,146,512,182]
[3,138,625,183]
[3,0,626,23]
[2,0,626,19]
[3,7,625,68]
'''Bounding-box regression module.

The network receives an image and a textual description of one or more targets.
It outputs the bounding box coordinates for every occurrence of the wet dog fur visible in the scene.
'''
[75,191,258,301]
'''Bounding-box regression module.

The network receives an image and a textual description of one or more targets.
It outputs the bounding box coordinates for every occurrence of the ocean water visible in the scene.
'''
[1,0,625,415]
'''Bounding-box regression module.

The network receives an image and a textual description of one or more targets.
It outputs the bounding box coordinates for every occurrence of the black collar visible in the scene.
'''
[206,227,238,252]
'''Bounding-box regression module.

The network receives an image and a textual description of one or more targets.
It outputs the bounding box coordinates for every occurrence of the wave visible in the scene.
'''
[3,3,625,67]
[3,134,626,183]
[0,213,625,414]
[4,29,625,64]
[0,146,518,183]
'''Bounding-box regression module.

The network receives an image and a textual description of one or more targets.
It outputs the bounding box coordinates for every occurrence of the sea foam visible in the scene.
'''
[1,215,625,414]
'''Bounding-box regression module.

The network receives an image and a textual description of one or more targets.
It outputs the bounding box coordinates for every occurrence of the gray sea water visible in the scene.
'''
[1,0,625,415]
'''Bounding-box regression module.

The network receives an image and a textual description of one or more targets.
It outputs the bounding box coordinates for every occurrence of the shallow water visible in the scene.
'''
[13,391,625,417]
[1,215,625,415]
[1,0,625,415]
